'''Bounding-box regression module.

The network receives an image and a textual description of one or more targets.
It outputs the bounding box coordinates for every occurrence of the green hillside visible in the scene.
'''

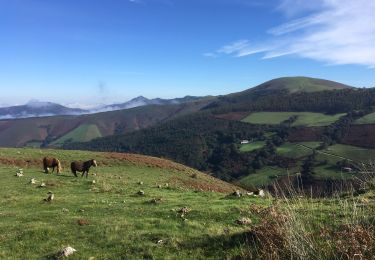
[0,148,254,259]
[0,98,213,147]
[354,112,375,124]
[51,124,102,146]
[242,112,345,126]
[253,76,352,93]
[1,148,375,259]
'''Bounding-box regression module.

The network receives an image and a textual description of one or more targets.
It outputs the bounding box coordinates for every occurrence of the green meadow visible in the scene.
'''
[242,112,345,126]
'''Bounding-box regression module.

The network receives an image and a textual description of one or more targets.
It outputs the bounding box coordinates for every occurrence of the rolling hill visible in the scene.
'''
[63,77,375,190]
[0,98,214,147]
[0,100,87,119]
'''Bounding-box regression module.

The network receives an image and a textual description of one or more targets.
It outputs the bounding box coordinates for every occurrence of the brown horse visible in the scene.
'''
[70,159,97,178]
[43,157,62,174]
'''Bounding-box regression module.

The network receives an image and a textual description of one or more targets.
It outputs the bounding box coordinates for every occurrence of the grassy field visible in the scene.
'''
[322,144,375,163]
[313,165,354,180]
[354,112,375,124]
[276,141,321,158]
[239,141,265,153]
[0,148,270,259]
[0,148,375,259]
[242,112,345,126]
[50,124,102,146]
[238,167,289,188]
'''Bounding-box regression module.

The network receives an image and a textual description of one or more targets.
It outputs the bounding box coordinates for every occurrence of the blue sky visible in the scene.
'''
[1,0,375,107]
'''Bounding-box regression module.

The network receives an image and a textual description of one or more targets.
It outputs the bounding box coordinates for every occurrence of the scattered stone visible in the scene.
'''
[232,190,242,197]
[79,209,85,212]
[56,246,77,258]
[92,180,96,184]
[254,189,265,197]
[39,182,46,188]
[137,190,145,196]
[236,217,252,225]
[157,184,162,189]
[177,206,190,218]
[15,172,24,177]
[62,208,69,213]
[190,173,198,179]
[138,181,143,185]
[157,239,164,245]
[29,178,37,184]
[44,191,54,202]
[150,198,163,204]
[165,183,169,188]
[246,192,254,196]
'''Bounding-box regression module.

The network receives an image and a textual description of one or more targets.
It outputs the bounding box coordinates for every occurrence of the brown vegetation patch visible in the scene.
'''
[105,152,194,172]
[0,157,41,168]
[333,224,375,259]
[214,112,250,121]
[342,124,375,148]
[288,127,325,142]
[77,219,90,226]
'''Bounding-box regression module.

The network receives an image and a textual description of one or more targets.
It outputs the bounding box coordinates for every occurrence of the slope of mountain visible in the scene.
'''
[0,100,87,119]
[249,76,352,93]
[0,98,214,147]
[64,77,375,189]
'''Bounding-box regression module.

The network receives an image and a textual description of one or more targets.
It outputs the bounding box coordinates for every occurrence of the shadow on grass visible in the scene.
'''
[179,230,255,258]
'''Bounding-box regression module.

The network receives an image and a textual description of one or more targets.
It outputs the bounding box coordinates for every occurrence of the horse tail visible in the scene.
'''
[57,159,62,173]
[42,157,48,173]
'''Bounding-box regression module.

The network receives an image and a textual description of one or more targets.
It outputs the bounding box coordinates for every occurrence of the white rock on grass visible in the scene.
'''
[39,182,46,187]
[30,178,37,184]
[236,217,252,225]
[15,172,24,177]
[56,246,77,257]
[44,191,54,202]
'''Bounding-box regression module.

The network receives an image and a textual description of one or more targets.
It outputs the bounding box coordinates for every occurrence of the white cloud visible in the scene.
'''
[210,0,375,68]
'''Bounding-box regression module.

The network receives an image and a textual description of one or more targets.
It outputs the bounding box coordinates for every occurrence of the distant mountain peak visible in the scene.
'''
[251,76,353,94]
[25,100,56,108]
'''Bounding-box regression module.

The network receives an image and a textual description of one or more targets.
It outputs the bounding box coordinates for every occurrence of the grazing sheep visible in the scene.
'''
[43,157,62,174]
[70,159,97,178]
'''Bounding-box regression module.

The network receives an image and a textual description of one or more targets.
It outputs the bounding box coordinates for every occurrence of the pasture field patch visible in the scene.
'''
[0,148,269,259]
[276,142,321,158]
[354,112,375,124]
[242,112,345,127]
[238,167,290,188]
[50,124,102,146]
[322,144,375,163]
[239,141,266,153]
[313,165,355,180]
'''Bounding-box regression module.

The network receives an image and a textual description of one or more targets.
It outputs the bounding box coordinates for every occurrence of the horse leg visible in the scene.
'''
[73,170,77,177]
[51,166,55,174]
[44,166,49,174]
[81,171,85,177]
[86,169,89,178]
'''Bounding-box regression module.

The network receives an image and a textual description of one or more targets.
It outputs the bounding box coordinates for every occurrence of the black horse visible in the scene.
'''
[70,159,97,178]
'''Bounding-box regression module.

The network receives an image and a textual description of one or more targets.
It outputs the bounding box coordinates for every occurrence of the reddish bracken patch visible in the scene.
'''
[214,112,250,121]
[77,219,89,226]
[288,127,325,142]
